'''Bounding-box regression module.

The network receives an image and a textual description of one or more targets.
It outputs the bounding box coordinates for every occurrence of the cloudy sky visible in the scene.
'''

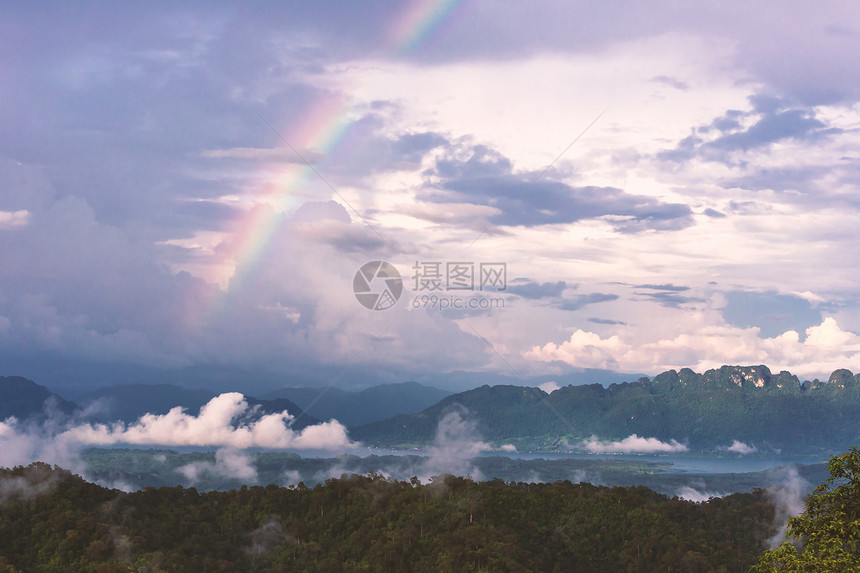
[2,1,860,391]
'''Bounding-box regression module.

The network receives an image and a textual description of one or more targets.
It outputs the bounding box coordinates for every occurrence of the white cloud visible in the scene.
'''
[419,408,489,482]
[721,440,758,455]
[538,381,560,394]
[676,486,724,503]
[3,4,860,389]
[59,393,355,450]
[178,447,258,484]
[0,210,30,229]
[579,434,688,454]
[0,393,356,484]
[766,467,810,548]
[524,317,860,379]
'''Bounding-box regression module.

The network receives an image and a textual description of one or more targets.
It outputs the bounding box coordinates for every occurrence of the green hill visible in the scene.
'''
[0,462,776,572]
[263,381,451,426]
[0,376,78,422]
[351,365,860,453]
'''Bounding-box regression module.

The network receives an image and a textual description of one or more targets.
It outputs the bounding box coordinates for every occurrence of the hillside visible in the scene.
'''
[352,365,860,453]
[2,378,319,429]
[0,376,78,422]
[263,381,451,426]
[77,384,217,423]
[0,462,776,572]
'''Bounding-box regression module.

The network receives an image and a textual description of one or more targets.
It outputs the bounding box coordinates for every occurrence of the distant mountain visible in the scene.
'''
[78,384,320,429]
[79,384,216,423]
[263,381,452,426]
[243,397,321,430]
[0,376,78,422]
[351,365,860,454]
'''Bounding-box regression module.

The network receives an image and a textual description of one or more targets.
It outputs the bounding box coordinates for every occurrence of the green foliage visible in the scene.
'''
[0,463,778,572]
[751,447,860,572]
[352,366,860,453]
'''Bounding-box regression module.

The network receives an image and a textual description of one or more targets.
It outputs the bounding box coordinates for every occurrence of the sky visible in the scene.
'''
[2,1,860,392]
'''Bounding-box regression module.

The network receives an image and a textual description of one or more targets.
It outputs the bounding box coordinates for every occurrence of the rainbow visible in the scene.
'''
[222,94,356,292]
[390,0,463,59]
[185,0,468,328]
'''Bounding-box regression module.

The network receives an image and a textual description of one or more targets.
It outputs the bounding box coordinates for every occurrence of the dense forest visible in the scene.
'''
[354,365,860,453]
[0,463,778,572]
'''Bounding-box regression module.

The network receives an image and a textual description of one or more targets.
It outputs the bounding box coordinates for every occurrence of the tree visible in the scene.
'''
[751,447,860,572]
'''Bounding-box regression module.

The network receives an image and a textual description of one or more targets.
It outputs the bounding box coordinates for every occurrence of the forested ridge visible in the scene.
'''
[0,463,777,572]
[353,365,860,452]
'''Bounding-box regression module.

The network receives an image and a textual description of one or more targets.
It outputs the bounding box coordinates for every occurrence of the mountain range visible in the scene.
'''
[4,365,860,454]
[0,376,450,430]
[352,365,860,454]
[0,376,78,422]
[0,377,322,429]
[262,381,451,426]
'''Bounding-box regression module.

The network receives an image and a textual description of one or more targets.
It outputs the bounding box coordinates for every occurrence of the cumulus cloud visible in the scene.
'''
[524,317,860,379]
[0,209,30,229]
[0,418,85,472]
[3,2,860,392]
[178,447,258,484]
[525,329,628,371]
[579,434,689,454]
[0,393,355,488]
[59,393,355,450]
[538,381,560,394]
[720,440,758,455]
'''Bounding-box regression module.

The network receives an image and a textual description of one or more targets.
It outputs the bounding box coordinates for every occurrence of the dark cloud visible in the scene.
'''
[626,284,702,308]
[722,291,823,339]
[634,284,690,292]
[425,148,694,233]
[726,200,771,215]
[658,97,843,165]
[557,293,619,311]
[392,132,450,162]
[320,111,451,178]
[702,208,727,218]
[433,145,513,180]
[0,2,857,389]
[588,317,627,325]
[506,280,570,300]
[706,109,836,152]
[634,291,704,309]
[725,166,830,195]
[650,75,689,90]
[710,110,744,132]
